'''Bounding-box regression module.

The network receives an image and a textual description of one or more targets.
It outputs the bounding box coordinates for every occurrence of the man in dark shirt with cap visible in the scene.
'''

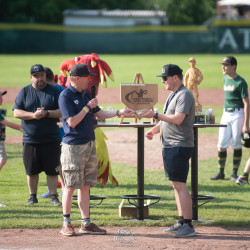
[59,64,134,236]
[13,64,62,206]
[141,64,196,238]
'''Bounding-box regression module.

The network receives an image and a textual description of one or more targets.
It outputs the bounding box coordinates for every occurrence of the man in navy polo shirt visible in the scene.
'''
[59,64,133,236]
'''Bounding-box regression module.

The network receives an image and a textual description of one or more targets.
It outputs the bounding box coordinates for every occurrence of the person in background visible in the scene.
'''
[59,64,134,236]
[210,56,249,181]
[38,67,65,199]
[13,64,62,206]
[236,158,250,185]
[141,64,196,238]
[0,90,23,207]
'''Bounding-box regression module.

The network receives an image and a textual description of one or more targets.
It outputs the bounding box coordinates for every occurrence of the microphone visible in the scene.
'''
[91,86,96,98]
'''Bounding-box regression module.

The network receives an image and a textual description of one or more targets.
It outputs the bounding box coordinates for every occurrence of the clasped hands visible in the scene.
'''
[34,107,47,120]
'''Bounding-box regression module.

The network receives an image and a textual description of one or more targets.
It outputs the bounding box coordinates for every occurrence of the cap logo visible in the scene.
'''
[223,57,228,61]
[34,65,42,71]
[162,68,165,73]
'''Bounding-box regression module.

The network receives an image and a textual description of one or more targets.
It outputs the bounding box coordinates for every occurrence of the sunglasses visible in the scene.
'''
[162,76,168,81]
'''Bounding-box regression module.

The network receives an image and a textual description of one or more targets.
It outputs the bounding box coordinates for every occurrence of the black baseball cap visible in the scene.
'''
[221,56,237,66]
[70,64,96,77]
[30,64,45,75]
[157,64,183,77]
[0,91,7,96]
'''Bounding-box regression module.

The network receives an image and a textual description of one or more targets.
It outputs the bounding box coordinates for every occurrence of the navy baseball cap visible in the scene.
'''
[30,64,45,75]
[70,64,96,77]
[0,91,7,96]
[157,64,183,77]
[221,56,237,66]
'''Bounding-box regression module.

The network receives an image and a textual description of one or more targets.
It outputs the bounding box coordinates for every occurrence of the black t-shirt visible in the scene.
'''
[13,83,60,143]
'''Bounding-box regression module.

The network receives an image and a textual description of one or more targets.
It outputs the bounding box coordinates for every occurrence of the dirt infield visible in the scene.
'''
[0,226,249,249]
[1,87,250,249]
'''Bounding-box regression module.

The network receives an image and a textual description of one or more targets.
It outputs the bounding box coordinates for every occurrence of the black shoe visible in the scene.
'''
[27,196,38,205]
[230,174,238,181]
[210,173,225,180]
[50,194,62,206]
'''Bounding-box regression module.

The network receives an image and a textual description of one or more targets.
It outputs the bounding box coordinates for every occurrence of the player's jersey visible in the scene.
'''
[224,75,248,109]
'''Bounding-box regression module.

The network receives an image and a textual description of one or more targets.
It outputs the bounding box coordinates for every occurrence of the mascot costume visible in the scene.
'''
[59,53,118,186]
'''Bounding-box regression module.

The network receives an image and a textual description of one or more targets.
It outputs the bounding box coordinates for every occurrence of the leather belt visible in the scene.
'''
[225,108,241,112]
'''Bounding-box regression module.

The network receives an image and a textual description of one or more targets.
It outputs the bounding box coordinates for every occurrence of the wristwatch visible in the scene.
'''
[154,112,159,119]
[45,110,49,118]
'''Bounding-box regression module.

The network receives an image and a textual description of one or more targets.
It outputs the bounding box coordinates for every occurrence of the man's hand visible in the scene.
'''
[119,108,135,117]
[34,107,45,120]
[87,98,98,109]
[140,109,154,118]
[145,130,154,140]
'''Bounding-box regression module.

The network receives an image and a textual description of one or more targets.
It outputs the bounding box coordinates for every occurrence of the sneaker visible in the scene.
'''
[173,223,196,238]
[27,196,38,205]
[236,175,249,185]
[230,174,238,181]
[163,222,182,233]
[79,223,106,235]
[50,194,62,206]
[38,190,50,198]
[60,223,76,236]
[210,173,225,180]
[0,202,6,207]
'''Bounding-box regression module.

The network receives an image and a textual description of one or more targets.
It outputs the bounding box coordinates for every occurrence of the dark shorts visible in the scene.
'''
[23,142,61,176]
[162,147,194,183]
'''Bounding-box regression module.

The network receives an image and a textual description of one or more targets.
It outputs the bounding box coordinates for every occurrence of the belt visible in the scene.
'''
[225,108,241,112]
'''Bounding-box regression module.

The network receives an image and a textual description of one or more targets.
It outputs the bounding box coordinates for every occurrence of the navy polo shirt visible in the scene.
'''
[59,84,101,145]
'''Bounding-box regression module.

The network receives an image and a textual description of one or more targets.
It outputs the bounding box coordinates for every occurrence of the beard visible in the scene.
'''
[34,80,46,90]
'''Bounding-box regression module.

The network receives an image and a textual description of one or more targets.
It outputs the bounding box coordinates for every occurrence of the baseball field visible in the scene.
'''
[0,54,249,249]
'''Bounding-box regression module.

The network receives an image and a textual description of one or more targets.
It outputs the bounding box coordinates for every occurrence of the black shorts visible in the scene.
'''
[162,147,193,183]
[23,142,61,176]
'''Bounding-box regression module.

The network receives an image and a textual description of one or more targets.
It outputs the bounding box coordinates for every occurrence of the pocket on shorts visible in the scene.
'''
[62,163,81,189]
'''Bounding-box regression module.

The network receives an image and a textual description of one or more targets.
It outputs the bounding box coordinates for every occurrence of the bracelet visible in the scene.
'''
[116,110,120,117]
[45,110,49,118]
[83,106,89,113]
[86,105,91,110]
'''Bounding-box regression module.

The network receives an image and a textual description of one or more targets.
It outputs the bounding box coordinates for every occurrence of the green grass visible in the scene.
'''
[0,53,249,229]
[0,143,249,229]
[0,54,250,89]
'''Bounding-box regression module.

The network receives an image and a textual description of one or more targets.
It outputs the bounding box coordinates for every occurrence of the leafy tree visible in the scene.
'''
[0,0,215,25]
[164,0,216,25]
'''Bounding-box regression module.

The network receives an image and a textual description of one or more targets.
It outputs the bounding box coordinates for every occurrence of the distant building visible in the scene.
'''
[63,9,168,27]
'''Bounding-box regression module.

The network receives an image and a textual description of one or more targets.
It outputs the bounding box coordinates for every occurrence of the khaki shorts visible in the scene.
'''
[0,141,7,160]
[61,141,98,189]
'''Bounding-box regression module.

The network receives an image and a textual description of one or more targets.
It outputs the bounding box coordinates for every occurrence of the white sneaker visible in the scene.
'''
[0,201,6,207]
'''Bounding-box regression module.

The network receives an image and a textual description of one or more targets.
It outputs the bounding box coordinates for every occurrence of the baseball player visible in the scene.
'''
[210,56,249,181]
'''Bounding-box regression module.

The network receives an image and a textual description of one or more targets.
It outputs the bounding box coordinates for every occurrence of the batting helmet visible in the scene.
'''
[241,133,250,148]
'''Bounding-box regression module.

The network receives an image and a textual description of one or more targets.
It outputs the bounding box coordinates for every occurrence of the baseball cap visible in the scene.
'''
[221,56,237,66]
[0,91,7,96]
[30,64,45,75]
[157,64,183,77]
[189,57,196,62]
[70,64,96,77]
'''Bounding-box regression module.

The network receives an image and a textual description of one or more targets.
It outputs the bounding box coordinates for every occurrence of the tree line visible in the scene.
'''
[0,0,216,25]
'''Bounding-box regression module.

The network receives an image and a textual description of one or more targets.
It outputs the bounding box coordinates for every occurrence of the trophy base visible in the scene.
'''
[195,104,202,112]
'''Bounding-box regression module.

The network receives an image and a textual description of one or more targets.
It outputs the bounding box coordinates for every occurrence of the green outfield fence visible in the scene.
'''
[0,20,250,54]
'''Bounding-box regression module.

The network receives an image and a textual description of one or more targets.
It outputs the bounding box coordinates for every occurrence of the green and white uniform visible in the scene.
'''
[217,75,248,148]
